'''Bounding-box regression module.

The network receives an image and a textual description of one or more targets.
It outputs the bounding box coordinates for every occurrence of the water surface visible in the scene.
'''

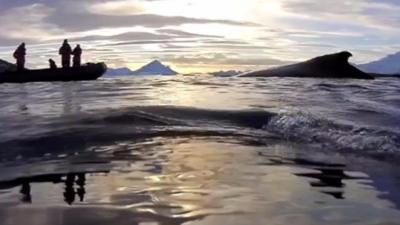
[0,75,400,225]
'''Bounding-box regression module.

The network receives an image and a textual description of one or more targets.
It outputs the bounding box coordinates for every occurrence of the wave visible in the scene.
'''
[1,106,399,161]
[84,106,275,129]
[0,106,275,160]
[313,83,370,90]
[265,111,400,155]
[189,81,230,86]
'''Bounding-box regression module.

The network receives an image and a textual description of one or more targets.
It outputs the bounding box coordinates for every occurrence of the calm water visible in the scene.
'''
[0,75,400,225]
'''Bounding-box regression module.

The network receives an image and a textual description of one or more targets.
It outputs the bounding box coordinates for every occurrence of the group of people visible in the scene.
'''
[13,39,82,71]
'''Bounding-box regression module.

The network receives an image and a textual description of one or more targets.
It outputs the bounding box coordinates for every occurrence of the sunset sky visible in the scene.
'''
[0,0,399,73]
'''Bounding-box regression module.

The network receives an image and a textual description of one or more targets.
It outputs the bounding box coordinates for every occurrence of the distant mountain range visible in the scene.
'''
[357,52,400,75]
[106,60,178,76]
[2,51,400,77]
[105,67,133,76]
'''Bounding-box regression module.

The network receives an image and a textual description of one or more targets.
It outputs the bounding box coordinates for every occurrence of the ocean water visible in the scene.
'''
[0,75,400,225]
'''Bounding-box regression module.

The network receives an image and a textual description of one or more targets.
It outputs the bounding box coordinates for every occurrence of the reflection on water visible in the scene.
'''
[0,172,107,205]
[2,159,362,204]
[299,168,347,199]
[20,183,31,203]
[0,139,399,225]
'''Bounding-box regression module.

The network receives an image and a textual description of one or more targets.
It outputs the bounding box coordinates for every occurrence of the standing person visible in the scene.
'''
[13,42,26,71]
[59,39,72,68]
[72,44,82,67]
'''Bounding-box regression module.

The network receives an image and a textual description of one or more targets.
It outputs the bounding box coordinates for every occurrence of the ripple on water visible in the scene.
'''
[0,138,399,225]
[1,77,400,224]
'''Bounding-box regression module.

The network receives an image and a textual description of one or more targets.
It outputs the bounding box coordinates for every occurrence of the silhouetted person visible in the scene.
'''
[49,58,57,69]
[20,182,32,203]
[59,39,72,68]
[76,173,86,202]
[72,44,82,67]
[64,174,76,205]
[13,43,26,71]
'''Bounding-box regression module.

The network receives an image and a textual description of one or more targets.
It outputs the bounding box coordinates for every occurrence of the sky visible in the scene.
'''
[0,0,400,73]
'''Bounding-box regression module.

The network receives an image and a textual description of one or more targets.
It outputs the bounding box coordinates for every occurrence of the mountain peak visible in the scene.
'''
[150,59,161,64]
[132,60,178,75]
[147,59,163,66]
[358,51,400,74]
[105,60,179,76]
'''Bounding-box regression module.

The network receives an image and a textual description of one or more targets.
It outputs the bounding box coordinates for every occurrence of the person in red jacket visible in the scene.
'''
[59,39,72,68]
[13,43,26,71]
[72,44,82,67]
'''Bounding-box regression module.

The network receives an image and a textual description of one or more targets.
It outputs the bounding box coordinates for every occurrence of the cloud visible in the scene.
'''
[71,29,222,44]
[0,1,257,43]
[72,32,175,42]
[0,4,63,42]
[160,53,288,66]
[0,0,400,71]
[87,0,145,15]
[157,29,222,38]
[100,39,196,47]
[281,0,400,30]
[48,13,258,32]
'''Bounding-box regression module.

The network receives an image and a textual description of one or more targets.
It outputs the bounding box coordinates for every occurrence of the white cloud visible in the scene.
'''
[87,0,145,15]
[281,0,400,30]
[0,4,64,42]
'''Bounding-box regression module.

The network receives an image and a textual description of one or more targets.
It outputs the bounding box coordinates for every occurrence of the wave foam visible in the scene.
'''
[265,111,400,154]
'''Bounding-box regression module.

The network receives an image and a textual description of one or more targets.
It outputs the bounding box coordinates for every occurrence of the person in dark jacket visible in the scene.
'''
[59,39,72,68]
[13,43,26,71]
[49,59,57,69]
[72,44,82,67]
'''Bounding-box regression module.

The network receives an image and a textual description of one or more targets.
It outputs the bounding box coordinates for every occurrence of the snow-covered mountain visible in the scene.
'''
[358,52,400,74]
[106,67,133,76]
[132,60,177,75]
[105,60,178,76]
[0,59,16,73]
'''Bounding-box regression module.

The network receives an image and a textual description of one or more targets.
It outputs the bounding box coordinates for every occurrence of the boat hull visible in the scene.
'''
[0,63,107,83]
